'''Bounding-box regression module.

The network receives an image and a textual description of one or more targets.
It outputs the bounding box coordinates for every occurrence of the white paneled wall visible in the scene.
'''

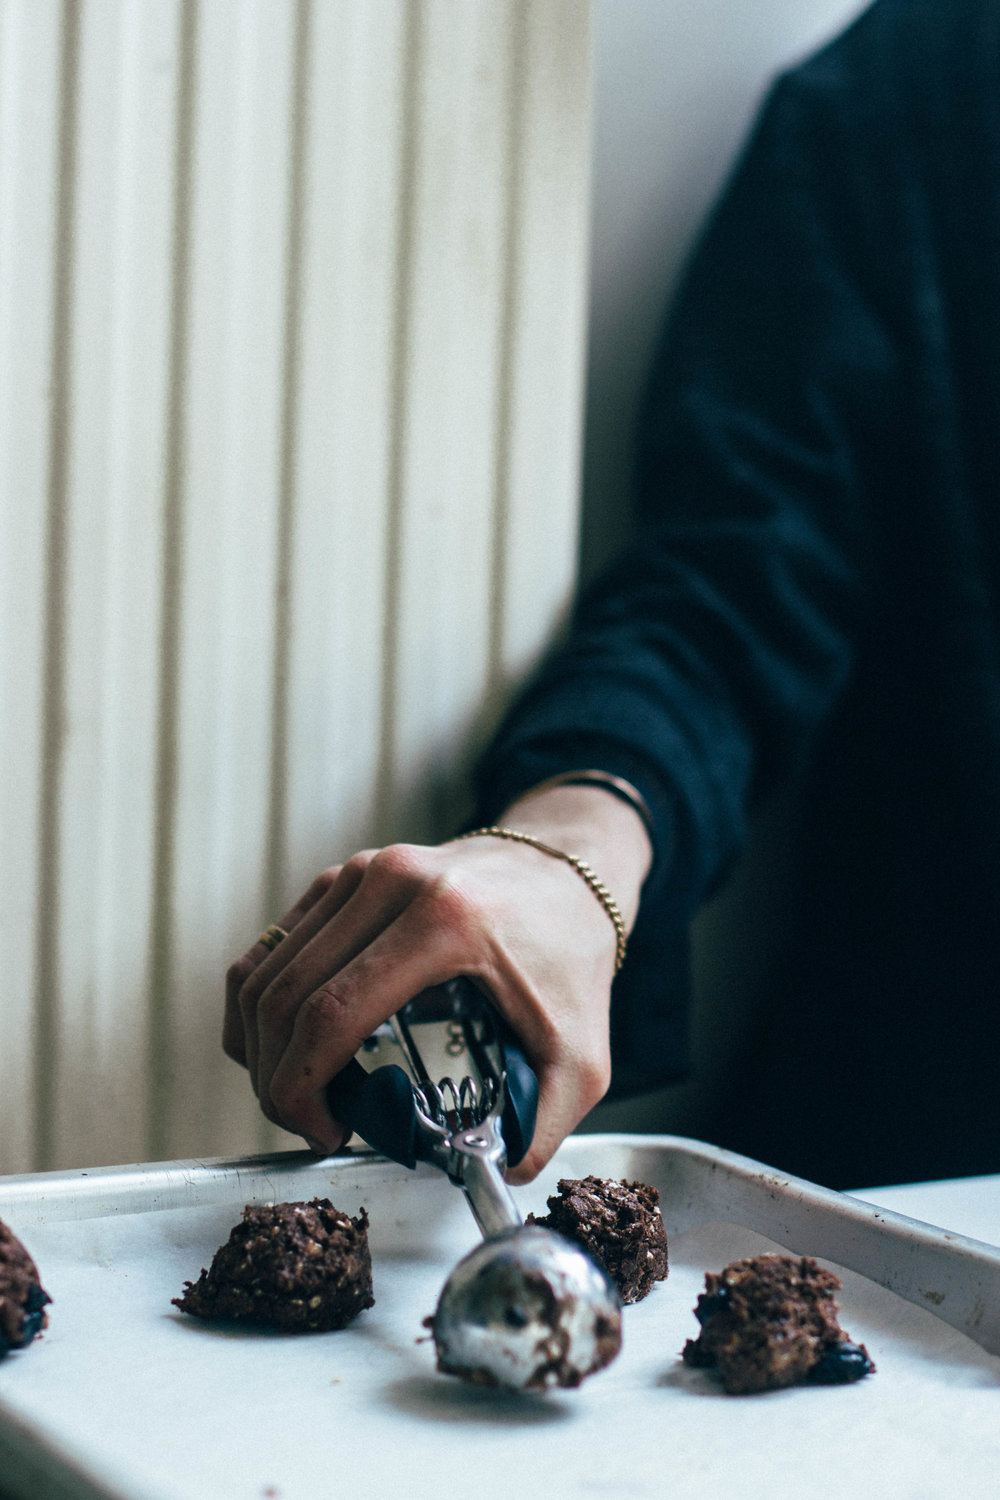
[0,0,592,1174]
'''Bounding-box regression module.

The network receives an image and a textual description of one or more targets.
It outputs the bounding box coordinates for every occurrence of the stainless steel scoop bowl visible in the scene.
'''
[431,1222,622,1391]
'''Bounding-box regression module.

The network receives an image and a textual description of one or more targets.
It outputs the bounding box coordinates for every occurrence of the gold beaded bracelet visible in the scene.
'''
[453,825,628,973]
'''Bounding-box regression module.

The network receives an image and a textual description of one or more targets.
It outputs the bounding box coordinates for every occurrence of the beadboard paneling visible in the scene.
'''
[0,0,592,1173]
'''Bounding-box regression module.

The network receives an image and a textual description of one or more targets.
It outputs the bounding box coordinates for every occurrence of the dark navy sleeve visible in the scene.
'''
[473,56,899,1090]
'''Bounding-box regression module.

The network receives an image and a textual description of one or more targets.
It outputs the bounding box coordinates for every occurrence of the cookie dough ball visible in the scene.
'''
[682,1253,875,1394]
[173,1199,373,1332]
[528,1176,668,1304]
[0,1218,51,1357]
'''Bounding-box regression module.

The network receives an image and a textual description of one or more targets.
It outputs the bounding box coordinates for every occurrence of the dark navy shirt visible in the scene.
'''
[474,0,1000,1187]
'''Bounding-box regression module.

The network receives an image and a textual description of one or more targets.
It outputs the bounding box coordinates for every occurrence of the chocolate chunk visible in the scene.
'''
[527,1175,668,1304]
[682,1253,875,1394]
[173,1199,373,1332]
[808,1338,877,1385]
[0,1218,51,1357]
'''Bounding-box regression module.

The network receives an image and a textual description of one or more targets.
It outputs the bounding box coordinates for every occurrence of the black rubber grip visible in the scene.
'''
[324,1058,419,1170]
[493,1013,538,1169]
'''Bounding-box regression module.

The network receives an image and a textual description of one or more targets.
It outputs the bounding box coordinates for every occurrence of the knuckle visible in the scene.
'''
[256,967,298,1021]
[411,868,481,942]
[226,955,255,992]
[268,1068,307,1120]
[266,1088,295,1123]
[577,1048,612,1108]
[344,847,377,875]
[310,866,339,898]
[238,973,263,1020]
[427,872,478,932]
[268,1068,320,1125]
[258,1091,283,1125]
[512,1149,544,1184]
[221,1025,245,1064]
[366,841,424,886]
[294,980,351,1047]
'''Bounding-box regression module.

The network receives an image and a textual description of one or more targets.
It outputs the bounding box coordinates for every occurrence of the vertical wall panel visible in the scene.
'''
[387,0,522,841]
[0,0,593,1173]
[48,0,184,1170]
[0,0,64,1174]
[281,0,408,889]
[497,4,593,694]
[161,0,301,1159]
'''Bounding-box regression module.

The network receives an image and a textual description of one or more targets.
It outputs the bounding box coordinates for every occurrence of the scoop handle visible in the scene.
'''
[492,1010,538,1170]
[323,996,539,1171]
[324,1058,419,1169]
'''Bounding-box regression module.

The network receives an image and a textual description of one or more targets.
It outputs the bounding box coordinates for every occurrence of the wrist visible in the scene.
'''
[496,782,652,933]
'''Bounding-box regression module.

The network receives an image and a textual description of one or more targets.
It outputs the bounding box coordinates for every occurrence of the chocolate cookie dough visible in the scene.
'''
[682,1253,875,1394]
[173,1199,373,1332]
[0,1218,51,1357]
[527,1176,668,1304]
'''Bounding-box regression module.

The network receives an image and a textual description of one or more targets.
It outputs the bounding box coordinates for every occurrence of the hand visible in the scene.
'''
[223,784,651,1182]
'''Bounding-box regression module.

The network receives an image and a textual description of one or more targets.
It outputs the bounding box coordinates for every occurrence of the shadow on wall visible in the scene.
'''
[580,0,869,579]
[578,0,868,1142]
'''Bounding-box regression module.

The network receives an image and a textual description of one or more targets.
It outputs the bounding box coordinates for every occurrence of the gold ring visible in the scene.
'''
[257,924,288,952]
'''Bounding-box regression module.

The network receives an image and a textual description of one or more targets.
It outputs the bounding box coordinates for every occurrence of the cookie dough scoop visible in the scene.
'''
[428,1124,622,1390]
[326,979,623,1390]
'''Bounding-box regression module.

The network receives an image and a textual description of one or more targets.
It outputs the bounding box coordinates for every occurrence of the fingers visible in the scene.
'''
[223,859,364,1069]
[262,886,470,1148]
[261,920,609,1175]
[505,1041,612,1186]
[243,861,376,1091]
[250,852,431,1110]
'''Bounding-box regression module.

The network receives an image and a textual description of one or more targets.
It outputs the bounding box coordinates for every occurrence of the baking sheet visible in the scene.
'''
[2,1134,1000,1500]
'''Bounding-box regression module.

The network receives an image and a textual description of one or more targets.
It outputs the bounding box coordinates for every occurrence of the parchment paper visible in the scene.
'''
[2,1155,998,1500]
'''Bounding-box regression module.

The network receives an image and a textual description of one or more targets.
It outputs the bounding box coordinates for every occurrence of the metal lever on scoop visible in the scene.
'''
[324,977,538,1177]
[409,1080,520,1237]
[451,1119,521,1239]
